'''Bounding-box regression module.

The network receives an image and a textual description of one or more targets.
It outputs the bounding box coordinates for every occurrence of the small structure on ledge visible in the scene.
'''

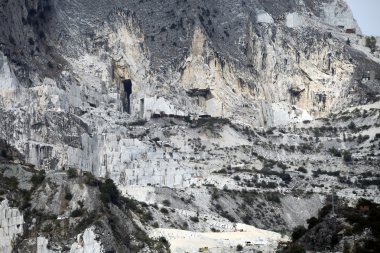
[362,70,377,82]
[345,28,356,34]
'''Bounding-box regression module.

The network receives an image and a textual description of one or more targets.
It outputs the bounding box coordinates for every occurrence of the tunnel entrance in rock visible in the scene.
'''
[123,79,132,114]
[139,98,145,118]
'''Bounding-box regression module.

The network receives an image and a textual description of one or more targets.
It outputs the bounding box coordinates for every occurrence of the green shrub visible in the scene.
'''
[142,211,153,222]
[31,170,45,186]
[128,120,147,126]
[123,197,140,212]
[313,169,340,177]
[160,207,169,214]
[357,134,370,144]
[220,211,236,222]
[42,223,53,232]
[292,226,307,241]
[211,188,219,200]
[348,121,356,130]
[343,150,352,162]
[190,216,199,223]
[65,191,73,201]
[162,200,171,207]
[266,192,281,203]
[307,217,318,229]
[297,167,307,173]
[159,236,169,247]
[286,244,306,253]
[0,174,19,189]
[366,36,377,53]
[83,172,99,186]
[242,214,251,224]
[329,147,342,157]
[67,168,78,178]
[99,179,120,205]
[214,168,227,174]
[71,208,84,217]
[236,244,243,251]
[318,204,332,219]
[298,143,314,153]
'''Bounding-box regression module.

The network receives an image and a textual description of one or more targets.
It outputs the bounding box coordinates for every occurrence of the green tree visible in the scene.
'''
[292,226,307,241]
[348,121,356,130]
[343,150,352,163]
[366,36,377,53]
[67,167,78,178]
[287,244,306,253]
[307,217,319,229]
[236,244,243,251]
[99,178,120,205]
[31,170,45,186]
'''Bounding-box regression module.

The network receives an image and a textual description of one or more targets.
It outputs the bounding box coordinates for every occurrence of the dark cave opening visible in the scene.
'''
[123,79,132,114]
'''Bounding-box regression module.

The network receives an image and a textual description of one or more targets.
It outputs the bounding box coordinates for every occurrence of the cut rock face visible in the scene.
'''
[0,199,24,253]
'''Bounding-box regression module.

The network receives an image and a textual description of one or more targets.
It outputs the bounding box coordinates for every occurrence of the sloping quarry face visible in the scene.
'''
[0,0,380,252]
[1,0,368,121]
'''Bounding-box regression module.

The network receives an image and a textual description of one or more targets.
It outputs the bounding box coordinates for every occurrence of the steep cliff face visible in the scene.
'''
[0,0,380,252]
[1,0,378,169]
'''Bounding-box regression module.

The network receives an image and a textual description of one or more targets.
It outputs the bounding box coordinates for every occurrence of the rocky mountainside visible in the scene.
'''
[0,0,379,252]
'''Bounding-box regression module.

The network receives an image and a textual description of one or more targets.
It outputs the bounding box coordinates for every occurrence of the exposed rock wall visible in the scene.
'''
[0,200,24,252]
[320,0,361,33]
[70,227,103,253]
[0,0,378,183]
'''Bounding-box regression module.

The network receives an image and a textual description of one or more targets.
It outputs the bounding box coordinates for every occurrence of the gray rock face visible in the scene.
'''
[1,0,378,171]
[0,199,24,252]
[0,0,379,252]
